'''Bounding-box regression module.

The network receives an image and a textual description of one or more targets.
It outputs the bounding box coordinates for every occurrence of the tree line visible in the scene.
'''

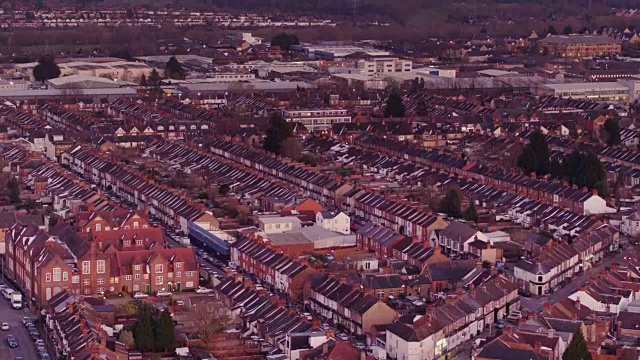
[517,130,610,197]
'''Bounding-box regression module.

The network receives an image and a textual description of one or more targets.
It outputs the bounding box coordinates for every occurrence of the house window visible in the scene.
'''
[136,239,143,246]
[46,288,51,300]
[176,262,182,268]
[72,275,79,284]
[82,279,90,286]
[45,273,51,282]
[53,268,61,282]
[144,274,149,279]
[176,272,181,278]
[126,275,132,281]
[538,276,543,282]
[186,271,194,277]
[124,240,131,247]
[155,276,163,285]
[134,221,139,229]
[135,274,141,280]
[134,265,141,271]
[95,223,101,232]
[114,277,119,283]
[63,272,68,282]
[105,226,110,231]
[97,278,105,285]
[82,261,90,274]
[155,264,163,273]
[186,281,194,288]
[377,290,384,299]
[97,260,106,274]
[133,285,139,291]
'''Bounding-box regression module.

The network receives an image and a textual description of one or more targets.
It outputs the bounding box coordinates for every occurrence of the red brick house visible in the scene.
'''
[6,219,198,307]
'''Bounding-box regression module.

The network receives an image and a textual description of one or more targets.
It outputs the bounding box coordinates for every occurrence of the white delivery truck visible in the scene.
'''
[10,293,22,310]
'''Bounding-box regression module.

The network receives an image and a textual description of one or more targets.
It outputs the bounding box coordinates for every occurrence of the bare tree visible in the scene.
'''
[188,301,230,348]
[279,136,302,160]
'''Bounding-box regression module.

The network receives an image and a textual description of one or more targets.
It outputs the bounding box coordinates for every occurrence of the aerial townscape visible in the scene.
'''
[2,0,640,360]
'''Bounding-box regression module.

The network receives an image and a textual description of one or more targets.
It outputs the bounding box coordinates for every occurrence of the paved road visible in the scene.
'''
[520,250,626,313]
[0,282,42,360]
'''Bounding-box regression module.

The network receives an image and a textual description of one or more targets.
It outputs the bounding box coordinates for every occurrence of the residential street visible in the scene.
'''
[520,250,626,313]
[0,281,43,360]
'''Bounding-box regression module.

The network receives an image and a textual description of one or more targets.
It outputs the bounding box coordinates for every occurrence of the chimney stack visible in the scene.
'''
[548,328,554,338]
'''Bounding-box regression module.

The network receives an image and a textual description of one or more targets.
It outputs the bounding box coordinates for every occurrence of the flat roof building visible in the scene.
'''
[537,82,630,102]
[539,35,621,58]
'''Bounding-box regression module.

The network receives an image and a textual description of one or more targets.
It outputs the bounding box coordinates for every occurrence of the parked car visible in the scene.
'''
[496,320,506,329]
[7,334,17,348]
[325,254,335,261]
[302,312,313,321]
[156,290,172,297]
[195,287,214,294]
[1,322,9,331]
[133,292,149,299]
[21,316,31,325]
[336,333,349,341]
[2,288,14,299]
[354,342,366,350]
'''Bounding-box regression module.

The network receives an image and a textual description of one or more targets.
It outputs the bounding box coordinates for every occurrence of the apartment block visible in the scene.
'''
[282,109,351,132]
[356,57,412,74]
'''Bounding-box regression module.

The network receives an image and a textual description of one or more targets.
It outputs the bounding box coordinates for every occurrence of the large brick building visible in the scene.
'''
[5,215,198,306]
[539,35,621,58]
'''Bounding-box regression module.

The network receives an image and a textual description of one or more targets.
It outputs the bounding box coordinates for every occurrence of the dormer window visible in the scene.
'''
[95,223,101,232]
[136,239,143,246]
[124,240,131,247]
[133,221,139,229]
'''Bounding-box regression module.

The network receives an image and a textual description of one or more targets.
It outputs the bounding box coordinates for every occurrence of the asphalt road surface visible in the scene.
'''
[0,282,42,360]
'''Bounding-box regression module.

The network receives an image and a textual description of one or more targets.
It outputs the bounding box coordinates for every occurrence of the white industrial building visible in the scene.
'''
[536,82,630,102]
